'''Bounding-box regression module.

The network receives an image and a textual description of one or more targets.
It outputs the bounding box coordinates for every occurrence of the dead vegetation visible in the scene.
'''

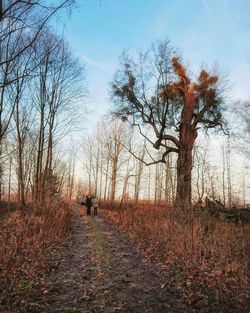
[0,200,72,305]
[102,203,249,312]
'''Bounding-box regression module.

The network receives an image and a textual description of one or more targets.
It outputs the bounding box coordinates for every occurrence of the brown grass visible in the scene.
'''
[0,200,72,296]
[102,203,249,312]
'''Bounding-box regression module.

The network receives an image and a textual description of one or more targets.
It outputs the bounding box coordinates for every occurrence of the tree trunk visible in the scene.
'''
[134,160,143,204]
[110,157,117,202]
[176,129,197,210]
[16,101,26,207]
[104,158,109,201]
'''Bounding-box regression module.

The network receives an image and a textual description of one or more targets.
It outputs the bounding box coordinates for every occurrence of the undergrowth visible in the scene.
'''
[102,203,249,313]
[0,200,72,302]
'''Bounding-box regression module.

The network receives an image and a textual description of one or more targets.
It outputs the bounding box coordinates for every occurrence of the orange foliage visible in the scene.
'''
[172,57,190,86]
[198,70,218,88]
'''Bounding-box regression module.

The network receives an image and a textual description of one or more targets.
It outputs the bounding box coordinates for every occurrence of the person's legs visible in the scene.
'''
[94,207,97,215]
[87,206,91,215]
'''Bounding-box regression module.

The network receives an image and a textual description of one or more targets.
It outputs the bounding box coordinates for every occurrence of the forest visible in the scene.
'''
[0,1,249,313]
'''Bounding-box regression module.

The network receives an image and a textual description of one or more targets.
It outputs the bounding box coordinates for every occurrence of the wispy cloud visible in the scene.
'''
[202,0,217,19]
[78,54,116,73]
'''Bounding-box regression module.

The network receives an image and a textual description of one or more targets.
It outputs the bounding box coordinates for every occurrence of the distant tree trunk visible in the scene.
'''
[16,102,26,207]
[226,139,232,207]
[134,159,143,203]
[222,142,226,206]
[147,166,151,202]
[164,155,171,202]
[110,155,118,202]
[94,142,100,196]
[34,76,46,203]
[104,157,109,201]
[99,146,103,200]
[121,175,129,205]
[67,147,77,200]
[8,154,11,211]
[41,114,54,203]
[242,167,246,208]
[154,163,158,205]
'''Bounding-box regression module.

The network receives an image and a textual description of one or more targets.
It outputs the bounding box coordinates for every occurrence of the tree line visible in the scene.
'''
[79,117,249,208]
[0,0,86,208]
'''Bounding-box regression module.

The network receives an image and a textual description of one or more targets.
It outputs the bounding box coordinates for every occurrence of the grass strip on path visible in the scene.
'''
[88,216,109,262]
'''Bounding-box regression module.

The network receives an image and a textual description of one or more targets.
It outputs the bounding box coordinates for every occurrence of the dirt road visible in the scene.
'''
[4,209,184,313]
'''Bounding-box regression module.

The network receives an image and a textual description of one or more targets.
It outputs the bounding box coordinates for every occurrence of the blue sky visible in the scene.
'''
[60,0,250,127]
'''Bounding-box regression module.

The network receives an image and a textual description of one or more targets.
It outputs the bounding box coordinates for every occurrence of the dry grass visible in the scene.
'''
[0,200,72,296]
[102,203,249,312]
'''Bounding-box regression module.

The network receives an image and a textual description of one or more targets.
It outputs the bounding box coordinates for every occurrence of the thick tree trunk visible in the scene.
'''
[176,128,197,210]
[175,83,198,210]
[176,146,193,209]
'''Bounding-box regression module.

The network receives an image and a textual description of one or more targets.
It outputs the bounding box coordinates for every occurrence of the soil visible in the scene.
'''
[2,208,185,313]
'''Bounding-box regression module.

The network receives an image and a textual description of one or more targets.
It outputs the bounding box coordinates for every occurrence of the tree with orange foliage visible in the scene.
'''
[111,40,226,210]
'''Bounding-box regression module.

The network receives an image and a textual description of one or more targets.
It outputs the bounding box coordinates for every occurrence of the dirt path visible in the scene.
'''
[5,209,184,313]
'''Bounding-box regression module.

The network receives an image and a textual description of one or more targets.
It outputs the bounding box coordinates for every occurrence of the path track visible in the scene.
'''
[6,209,184,313]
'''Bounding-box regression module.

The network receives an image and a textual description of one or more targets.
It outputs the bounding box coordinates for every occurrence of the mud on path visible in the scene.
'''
[4,209,185,313]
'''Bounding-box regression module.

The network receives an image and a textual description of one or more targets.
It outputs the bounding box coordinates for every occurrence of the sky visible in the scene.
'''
[52,0,250,200]
[58,0,250,128]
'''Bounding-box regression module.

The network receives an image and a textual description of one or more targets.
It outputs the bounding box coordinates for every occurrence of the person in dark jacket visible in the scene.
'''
[80,194,86,206]
[85,195,92,216]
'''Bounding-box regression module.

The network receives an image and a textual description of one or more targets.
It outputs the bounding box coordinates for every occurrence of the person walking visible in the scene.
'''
[85,195,92,216]
[80,194,86,216]
[91,196,98,216]
[80,194,86,206]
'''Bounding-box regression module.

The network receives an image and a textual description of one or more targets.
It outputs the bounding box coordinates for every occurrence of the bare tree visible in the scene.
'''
[234,100,250,159]
[0,0,75,68]
[120,155,134,204]
[0,0,78,203]
[111,39,227,210]
[0,31,36,200]
[32,32,85,203]
[65,142,77,200]
[9,37,36,206]
[133,141,146,203]
[104,120,128,201]
[82,135,95,194]
[193,143,209,202]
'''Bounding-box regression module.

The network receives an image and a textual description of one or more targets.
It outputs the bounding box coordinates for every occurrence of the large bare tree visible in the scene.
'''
[111,40,226,210]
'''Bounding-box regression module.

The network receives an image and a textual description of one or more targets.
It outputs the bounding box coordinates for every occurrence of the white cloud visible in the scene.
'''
[78,54,116,73]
